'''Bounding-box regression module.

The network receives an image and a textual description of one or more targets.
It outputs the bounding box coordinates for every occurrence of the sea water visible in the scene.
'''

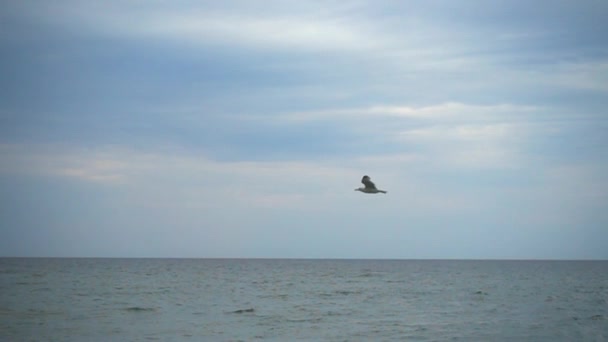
[1,258,607,341]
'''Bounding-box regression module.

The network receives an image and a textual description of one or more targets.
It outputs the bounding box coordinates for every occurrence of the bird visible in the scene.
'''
[355,175,387,194]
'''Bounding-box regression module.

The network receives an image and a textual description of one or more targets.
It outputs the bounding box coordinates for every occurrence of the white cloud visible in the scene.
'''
[397,127,521,170]
[2,138,606,258]
[3,1,607,259]
[13,0,608,101]
[543,163,608,202]
[20,1,384,53]
[272,102,545,170]
[550,61,608,92]
[279,102,542,122]
[0,143,465,215]
[399,123,514,141]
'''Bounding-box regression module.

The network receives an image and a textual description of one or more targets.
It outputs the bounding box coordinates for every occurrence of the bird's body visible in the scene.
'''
[355,175,387,194]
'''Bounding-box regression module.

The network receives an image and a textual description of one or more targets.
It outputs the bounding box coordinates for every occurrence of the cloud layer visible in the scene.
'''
[1,1,607,258]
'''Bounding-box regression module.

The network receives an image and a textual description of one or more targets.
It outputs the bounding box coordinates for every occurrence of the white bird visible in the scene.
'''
[355,175,387,194]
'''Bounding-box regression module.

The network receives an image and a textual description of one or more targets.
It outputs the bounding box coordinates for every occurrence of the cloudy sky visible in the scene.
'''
[1,1,607,259]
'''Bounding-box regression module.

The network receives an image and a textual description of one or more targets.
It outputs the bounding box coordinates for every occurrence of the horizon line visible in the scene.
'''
[1,256,606,261]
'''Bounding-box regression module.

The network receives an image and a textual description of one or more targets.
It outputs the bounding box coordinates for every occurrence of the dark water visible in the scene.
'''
[1,258,607,341]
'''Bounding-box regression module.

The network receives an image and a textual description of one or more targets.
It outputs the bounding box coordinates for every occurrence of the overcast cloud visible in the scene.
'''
[1,1,607,258]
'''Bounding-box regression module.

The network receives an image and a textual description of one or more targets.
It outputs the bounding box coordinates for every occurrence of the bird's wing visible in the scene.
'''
[361,175,377,189]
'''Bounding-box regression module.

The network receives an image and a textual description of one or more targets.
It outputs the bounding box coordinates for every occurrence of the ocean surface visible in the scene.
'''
[1,258,607,341]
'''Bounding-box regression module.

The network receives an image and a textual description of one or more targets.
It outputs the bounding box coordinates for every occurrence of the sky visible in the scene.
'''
[1,1,607,259]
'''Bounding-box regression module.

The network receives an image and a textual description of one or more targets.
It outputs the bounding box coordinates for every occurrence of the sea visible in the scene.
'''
[1,258,607,341]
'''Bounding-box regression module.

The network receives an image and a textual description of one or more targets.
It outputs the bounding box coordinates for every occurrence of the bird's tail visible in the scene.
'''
[379,190,387,194]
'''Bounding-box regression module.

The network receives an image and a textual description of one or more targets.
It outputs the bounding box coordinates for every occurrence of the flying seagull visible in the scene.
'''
[355,175,387,194]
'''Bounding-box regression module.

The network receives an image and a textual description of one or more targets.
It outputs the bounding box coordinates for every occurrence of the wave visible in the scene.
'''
[124,307,156,312]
